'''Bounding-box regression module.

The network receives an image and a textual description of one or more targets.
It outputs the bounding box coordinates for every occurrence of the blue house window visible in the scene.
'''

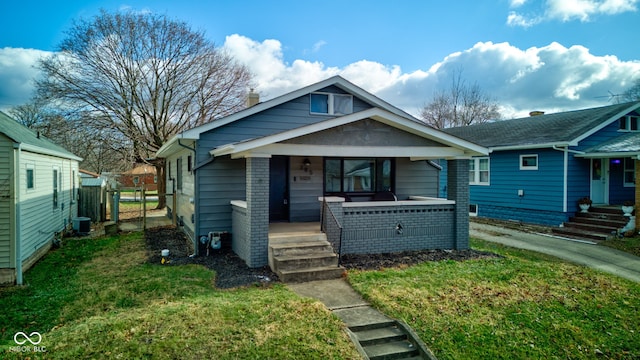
[310,93,353,115]
[520,154,538,170]
[469,157,490,185]
[619,115,639,131]
[624,158,636,187]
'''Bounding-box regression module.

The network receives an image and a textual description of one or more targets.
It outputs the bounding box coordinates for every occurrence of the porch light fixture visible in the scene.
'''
[302,158,311,172]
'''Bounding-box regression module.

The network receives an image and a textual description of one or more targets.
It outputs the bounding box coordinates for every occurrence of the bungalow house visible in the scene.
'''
[155,76,487,277]
[0,111,81,285]
[443,101,640,239]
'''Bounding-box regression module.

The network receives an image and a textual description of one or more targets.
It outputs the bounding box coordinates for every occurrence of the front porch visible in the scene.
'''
[230,154,470,270]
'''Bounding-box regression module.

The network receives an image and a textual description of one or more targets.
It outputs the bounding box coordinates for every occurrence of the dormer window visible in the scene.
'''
[619,115,639,131]
[310,93,353,115]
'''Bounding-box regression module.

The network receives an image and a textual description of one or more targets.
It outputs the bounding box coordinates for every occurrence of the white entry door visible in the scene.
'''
[590,158,609,204]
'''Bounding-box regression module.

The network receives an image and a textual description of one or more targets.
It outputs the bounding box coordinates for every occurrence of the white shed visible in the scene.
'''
[0,111,82,285]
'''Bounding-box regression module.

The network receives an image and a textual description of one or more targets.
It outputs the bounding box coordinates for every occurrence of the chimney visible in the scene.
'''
[246,89,259,108]
[529,111,545,117]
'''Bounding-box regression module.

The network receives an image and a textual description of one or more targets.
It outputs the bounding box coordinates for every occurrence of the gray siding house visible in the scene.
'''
[156,76,487,268]
[0,111,81,285]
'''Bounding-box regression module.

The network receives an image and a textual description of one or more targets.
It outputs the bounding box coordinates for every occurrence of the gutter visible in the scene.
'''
[14,144,23,285]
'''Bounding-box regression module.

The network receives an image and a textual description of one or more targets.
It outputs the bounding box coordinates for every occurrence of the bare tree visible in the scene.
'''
[36,10,252,208]
[10,100,132,174]
[420,69,501,129]
[622,78,640,102]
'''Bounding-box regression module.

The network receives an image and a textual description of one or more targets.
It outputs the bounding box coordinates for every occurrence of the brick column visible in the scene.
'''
[447,159,470,250]
[246,156,269,267]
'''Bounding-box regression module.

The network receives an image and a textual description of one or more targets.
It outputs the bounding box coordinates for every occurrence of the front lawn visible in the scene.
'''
[348,239,640,359]
[0,233,358,359]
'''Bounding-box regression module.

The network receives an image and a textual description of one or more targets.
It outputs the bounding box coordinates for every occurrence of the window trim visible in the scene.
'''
[469,204,478,217]
[519,154,539,170]
[624,157,636,187]
[26,164,35,190]
[469,157,490,186]
[53,167,59,208]
[310,92,353,115]
[619,115,640,132]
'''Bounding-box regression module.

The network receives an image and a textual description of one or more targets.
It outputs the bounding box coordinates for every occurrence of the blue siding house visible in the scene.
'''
[156,76,488,269]
[444,101,640,228]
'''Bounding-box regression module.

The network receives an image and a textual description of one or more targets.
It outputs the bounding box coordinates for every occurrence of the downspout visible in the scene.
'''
[552,146,585,214]
[15,144,22,285]
[177,139,198,254]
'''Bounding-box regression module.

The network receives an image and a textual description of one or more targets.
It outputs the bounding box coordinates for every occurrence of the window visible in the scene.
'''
[469,204,478,217]
[187,155,193,172]
[71,170,76,202]
[520,154,538,170]
[26,165,34,190]
[619,115,640,131]
[324,158,393,194]
[310,93,353,115]
[469,157,490,185]
[176,157,183,191]
[53,168,59,208]
[624,157,636,187]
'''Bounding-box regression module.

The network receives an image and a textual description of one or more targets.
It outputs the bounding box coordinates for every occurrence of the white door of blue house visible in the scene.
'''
[591,158,609,204]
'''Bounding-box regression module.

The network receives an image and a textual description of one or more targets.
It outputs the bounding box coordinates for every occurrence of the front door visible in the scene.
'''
[269,156,289,221]
[591,158,609,204]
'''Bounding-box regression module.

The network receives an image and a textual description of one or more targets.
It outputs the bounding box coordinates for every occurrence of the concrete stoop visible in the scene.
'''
[553,206,628,241]
[268,234,345,282]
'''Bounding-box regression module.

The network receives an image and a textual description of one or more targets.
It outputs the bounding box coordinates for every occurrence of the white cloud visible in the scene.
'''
[0,47,51,111]
[2,38,639,119]
[510,0,529,8]
[312,40,327,53]
[223,36,640,118]
[508,0,638,26]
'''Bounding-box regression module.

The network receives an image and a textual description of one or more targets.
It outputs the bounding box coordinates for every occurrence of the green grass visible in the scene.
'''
[602,235,640,257]
[0,233,359,359]
[348,239,640,360]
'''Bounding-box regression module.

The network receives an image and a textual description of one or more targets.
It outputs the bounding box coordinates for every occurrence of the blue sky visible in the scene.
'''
[1,0,639,117]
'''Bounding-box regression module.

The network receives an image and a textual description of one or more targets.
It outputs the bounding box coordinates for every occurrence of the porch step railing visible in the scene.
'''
[321,198,343,265]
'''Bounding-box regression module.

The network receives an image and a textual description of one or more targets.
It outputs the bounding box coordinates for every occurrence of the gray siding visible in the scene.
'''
[395,158,439,200]
[0,134,13,268]
[19,151,78,264]
[196,156,246,237]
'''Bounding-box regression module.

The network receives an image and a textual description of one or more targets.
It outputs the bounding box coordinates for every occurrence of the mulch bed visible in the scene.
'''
[144,226,500,289]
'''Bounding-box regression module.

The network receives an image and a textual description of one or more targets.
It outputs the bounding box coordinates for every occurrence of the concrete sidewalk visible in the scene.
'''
[470,222,640,283]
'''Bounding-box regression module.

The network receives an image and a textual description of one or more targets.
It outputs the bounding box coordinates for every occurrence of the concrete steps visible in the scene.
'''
[553,206,629,241]
[347,319,436,360]
[268,233,345,283]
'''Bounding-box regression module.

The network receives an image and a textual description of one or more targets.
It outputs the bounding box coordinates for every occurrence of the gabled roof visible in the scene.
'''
[156,76,421,157]
[210,107,488,159]
[0,111,82,161]
[443,101,640,150]
[577,132,640,158]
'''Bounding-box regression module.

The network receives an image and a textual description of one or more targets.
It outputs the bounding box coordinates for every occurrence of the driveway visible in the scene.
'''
[470,222,640,283]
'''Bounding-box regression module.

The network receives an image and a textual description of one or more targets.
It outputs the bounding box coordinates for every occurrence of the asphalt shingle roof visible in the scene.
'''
[443,101,640,148]
[0,111,80,160]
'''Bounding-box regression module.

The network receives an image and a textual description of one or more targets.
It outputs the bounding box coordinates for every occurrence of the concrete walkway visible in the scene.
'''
[470,222,640,283]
